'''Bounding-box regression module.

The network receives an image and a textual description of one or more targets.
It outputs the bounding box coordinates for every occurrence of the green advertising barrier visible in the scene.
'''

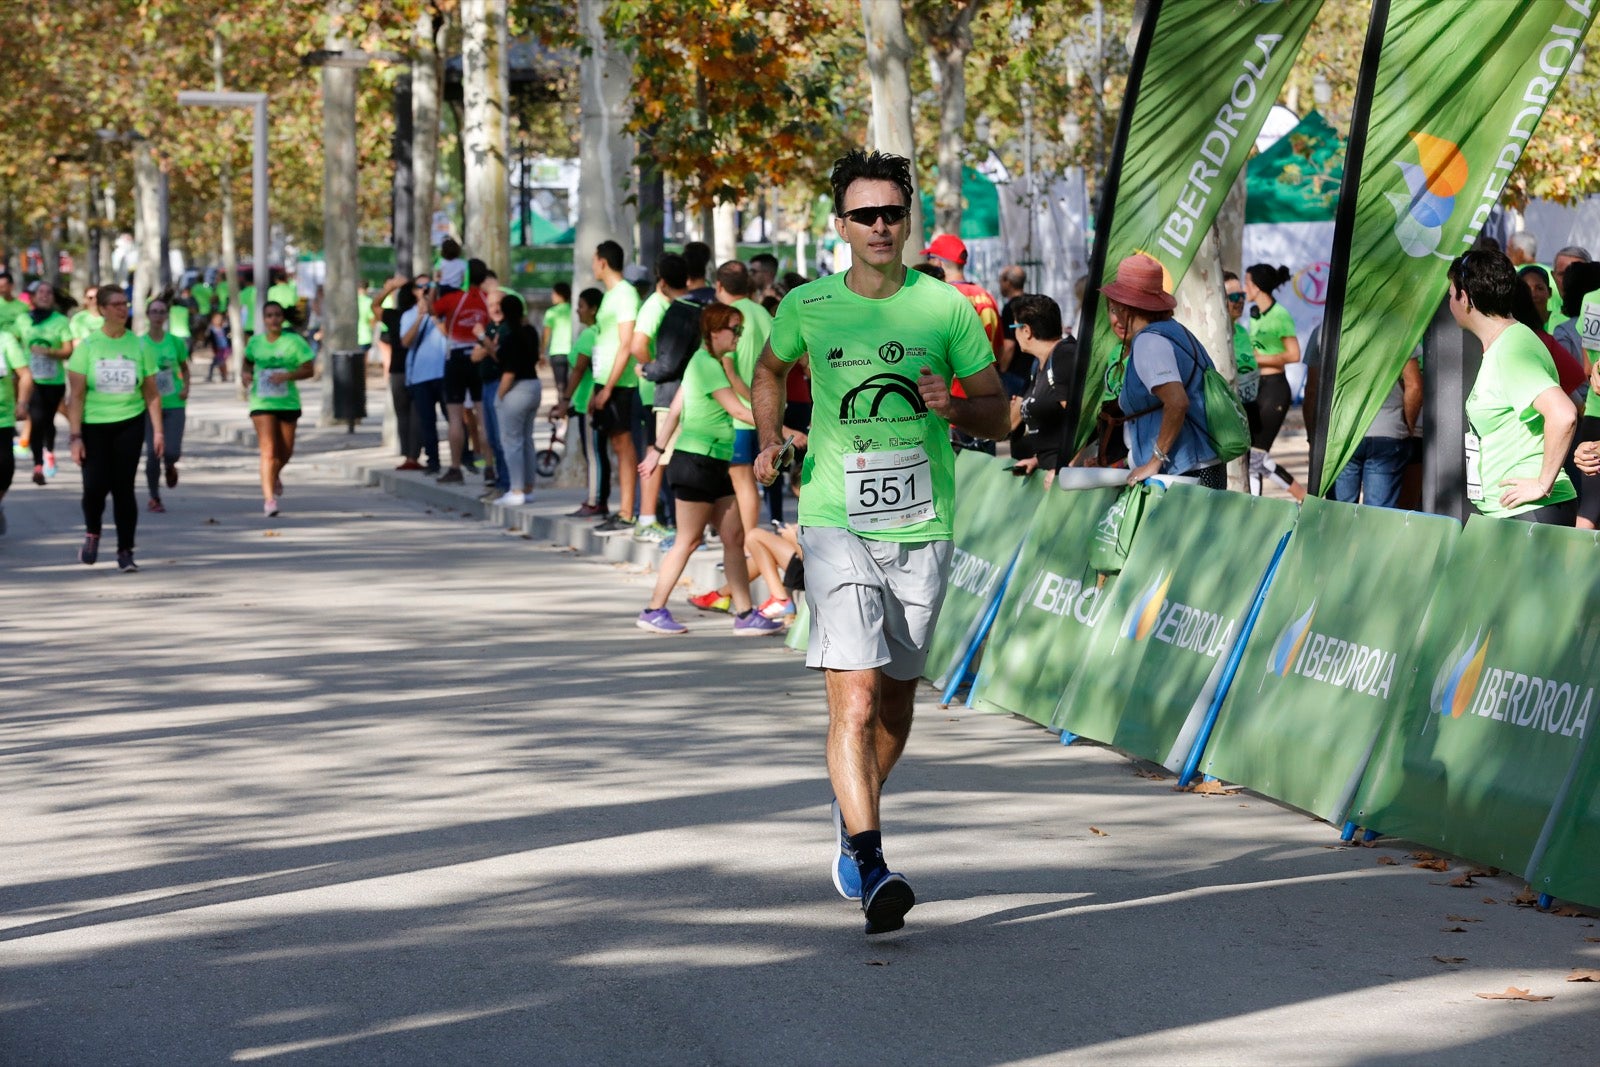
[923,452,1045,689]
[1053,485,1299,767]
[1529,697,1600,908]
[1351,518,1600,887]
[968,484,1127,725]
[1200,498,1460,823]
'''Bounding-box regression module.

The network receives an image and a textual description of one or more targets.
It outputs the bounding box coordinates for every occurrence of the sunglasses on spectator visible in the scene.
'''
[720,324,744,336]
[1226,292,1246,303]
[840,204,910,227]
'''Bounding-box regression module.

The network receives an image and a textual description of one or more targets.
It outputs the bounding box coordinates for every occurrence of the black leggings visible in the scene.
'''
[1577,415,1600,526]
[28,382,65,465]
[82,415,145,552]
[0,427,13,495]
[1249,373,1292,451]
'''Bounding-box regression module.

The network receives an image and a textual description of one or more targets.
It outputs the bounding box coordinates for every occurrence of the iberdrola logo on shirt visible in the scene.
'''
[838,373,927,424]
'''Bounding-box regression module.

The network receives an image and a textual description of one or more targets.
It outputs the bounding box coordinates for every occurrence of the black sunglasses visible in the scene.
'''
[1226,292,1246,303]
[840,204,910,227]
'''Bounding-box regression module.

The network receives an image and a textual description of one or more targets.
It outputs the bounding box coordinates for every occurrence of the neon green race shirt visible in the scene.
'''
[0,331,25,429]
[0,296,27,336]
[769,268,994,541]
[675,346,736,461]
[634,291,673,408]
[1574,290,1600,418]
[591,281,640,390]
[544,302,573,357]
[67,330,157,424]
[730,297,773,431]
[143,331,189,409]
[1466,322,1576,519]
[169,304,192,340]
[70,311,104,343]
[191,283,214,317]
[245,331,315,412]
[571,324,598,412]
[16,311,73,386]
[1249,302,1297,361]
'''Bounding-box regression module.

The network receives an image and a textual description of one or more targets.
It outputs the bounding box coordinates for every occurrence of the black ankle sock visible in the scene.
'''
[849,830,886,882]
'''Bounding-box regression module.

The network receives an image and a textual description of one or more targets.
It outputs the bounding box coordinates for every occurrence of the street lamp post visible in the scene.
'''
[177,91,269,361]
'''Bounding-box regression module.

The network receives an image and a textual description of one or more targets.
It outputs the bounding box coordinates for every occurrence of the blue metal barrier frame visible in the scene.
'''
[940,553,1021,708]
[1175,529,1294,788]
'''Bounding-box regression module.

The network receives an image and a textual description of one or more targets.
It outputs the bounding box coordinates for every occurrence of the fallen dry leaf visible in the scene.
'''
[1433,955,1468,964]
[1551,904,1593,918]
[1133,768,1169,781]
[1565,969,1600,982]
[1414,858,1451,872]
[1411,851,1439,862]
[202,517,220,525]
[1358,837,1378,848]
[1442,926,1468,933]
[864,960,888,967]
[1377,856,1399,866]
[1088,826,1108,837]
[1482,898,1501,906]
[1446,915,1483,923]
[1449,874,1477,888]
[1511,887,1540,907]
[262,531,281,537]
[1467,866,1500,878]
[1187,779,1240,795]
[1584,937,1600,943]
[1474,986,1552,1002]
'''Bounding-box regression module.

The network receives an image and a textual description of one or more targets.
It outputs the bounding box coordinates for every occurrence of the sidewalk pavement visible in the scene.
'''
[1,376,1592,1065]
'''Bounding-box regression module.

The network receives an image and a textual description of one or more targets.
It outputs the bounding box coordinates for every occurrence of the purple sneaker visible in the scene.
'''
[637,607,689,635]
[733,608,784,636]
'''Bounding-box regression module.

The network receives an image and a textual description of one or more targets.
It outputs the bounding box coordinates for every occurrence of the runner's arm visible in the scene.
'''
[178,353,191,401]
[142,375,165,457]
[712,385,754,427]
[1500,385,1578,508]
[600,320,636,391]
[751,345,793,487]
[562,353,591,408]
[1401,357,1422,435]
[13,367,31,416]
[922,363,1010,441]
[66,371,87,464]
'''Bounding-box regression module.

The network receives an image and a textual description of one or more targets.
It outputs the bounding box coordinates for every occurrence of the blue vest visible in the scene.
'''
[1119,319,1218,475]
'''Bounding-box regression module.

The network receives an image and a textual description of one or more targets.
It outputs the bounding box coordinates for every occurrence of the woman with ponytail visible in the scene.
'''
[1244,263,1305,501]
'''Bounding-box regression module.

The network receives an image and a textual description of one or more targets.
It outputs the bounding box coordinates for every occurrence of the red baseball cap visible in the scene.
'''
[921,234,968,266]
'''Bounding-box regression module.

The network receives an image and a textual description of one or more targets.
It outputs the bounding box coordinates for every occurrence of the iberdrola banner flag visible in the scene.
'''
[1314,0,1596,493]
[1071,0,1322,453]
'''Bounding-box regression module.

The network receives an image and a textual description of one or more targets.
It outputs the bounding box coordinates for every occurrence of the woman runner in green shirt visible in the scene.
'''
[243,301,316,516]
[141,298,189,512]
[19,283,75,483]
[1244,263,1306,501]
[66,289,162,571]
[635,303,783,636]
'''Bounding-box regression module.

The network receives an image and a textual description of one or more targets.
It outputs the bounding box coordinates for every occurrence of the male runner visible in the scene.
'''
[752,149,1008,935]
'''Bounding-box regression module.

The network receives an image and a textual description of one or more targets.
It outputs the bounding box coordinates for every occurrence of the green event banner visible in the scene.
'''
[1200,498,1460,823]
[968,484,1128,725]
[1317,0,1595,492]
[924,452,1045,688]
[1053,485,1299,768]
[1351,518,1600,889]
[1074,0,1322,451]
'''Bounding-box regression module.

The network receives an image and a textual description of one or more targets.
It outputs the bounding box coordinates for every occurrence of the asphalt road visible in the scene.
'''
[1,399,1596,1066]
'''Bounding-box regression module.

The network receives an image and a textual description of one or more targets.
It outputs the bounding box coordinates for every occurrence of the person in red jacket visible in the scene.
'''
[923,234,1002,453]
[430,258,494,484]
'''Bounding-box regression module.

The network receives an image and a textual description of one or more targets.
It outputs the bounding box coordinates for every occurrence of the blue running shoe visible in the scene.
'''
[862,869,915,935]
[831,799,862,901]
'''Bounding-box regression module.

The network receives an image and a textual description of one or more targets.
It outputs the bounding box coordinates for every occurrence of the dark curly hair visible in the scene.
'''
[830,149,913,216]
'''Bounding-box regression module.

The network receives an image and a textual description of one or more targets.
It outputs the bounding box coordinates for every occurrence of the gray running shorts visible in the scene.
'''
[797,525,953,679]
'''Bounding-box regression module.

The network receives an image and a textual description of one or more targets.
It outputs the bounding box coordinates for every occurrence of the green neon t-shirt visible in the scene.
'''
[169,303,192,340]
[674,347,736,461]
[0,331,25,429]
[67,330,157,425]
[16,311,72,386]
[633,291,672,408]
[267,282,298,311]
[144,331,189,409]
[70,311,104,343]
[591,281,640,390]
[729,297,773,431]
[544,302,573,357]
[768,268,994,541]
[239,286,257,332]
[1574,290,1600,418]
[245,330,315,412]
[1466,322,1576,519]
[1232,322,1257,375]
[0,296,28,336]
[191,283,215,317]
[1249,301,1296,359]
[357,289,373,347]
[571,324,598,412]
